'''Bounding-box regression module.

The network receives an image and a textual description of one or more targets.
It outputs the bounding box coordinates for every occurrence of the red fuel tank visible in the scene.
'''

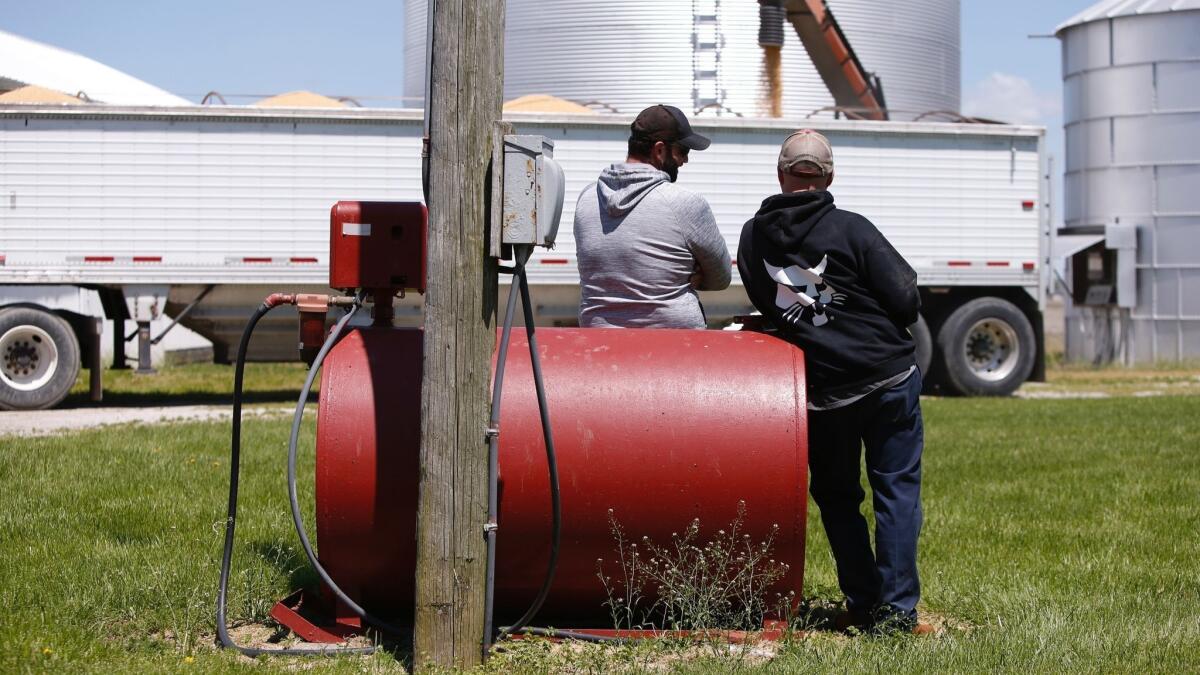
[313,327,808,626]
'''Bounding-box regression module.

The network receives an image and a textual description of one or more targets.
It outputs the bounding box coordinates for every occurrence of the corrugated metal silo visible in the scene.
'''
[825,0,960,117]
[402,0,426,107]
[402,0,959,120]
[1057,0,1200,363]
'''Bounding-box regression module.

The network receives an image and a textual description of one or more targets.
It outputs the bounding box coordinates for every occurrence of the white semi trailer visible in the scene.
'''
[0,104,1048,409]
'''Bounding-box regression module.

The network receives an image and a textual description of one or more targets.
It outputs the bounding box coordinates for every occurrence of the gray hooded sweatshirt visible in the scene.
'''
[573,163,732,328]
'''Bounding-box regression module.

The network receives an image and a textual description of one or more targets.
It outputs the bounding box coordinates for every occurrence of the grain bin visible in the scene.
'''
[402,0,959,120]
[1056,0,1200,363]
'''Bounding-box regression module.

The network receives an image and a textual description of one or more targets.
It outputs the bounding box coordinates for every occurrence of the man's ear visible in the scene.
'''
[777,169,787,191]
[652,140,668,166]
[825,171,834,189]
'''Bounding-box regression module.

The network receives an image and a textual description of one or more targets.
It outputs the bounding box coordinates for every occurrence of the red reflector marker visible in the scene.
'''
[986,261,1010,267]
[1022,200,1035,211]
[243,257,272,263]
[947,260,971,267]
[290,257,318,263]
[84,256,115,263]
[132,256,162,263]
[541,258,569,265]
[1023,262,1036,271]
[0,254,6,265]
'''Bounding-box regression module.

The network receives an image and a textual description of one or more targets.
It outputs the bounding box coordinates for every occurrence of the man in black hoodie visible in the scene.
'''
[737,129,929,635]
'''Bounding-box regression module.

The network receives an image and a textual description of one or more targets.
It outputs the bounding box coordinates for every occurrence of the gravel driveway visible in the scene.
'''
[0,404,295,438]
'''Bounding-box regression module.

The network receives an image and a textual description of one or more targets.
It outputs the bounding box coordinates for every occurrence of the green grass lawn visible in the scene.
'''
[63,362,315,407]
[2,365,1199,672]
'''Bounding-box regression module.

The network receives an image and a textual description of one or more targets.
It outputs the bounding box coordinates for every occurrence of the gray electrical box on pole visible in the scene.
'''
[492,134,565,255]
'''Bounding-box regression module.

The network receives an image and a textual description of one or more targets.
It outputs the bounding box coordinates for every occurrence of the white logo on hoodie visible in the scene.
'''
[764,255,846,327]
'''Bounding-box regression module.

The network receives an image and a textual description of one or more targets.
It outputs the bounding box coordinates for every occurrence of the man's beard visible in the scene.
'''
[660,155,680,183]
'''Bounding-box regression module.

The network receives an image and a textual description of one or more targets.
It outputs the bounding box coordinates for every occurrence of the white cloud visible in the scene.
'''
[963,72,1061,125]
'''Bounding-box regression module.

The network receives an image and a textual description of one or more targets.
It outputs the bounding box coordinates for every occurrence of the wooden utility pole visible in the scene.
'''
[414,0,505,670]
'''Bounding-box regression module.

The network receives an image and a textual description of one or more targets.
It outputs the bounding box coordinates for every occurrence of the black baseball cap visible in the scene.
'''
[630,104,711,151]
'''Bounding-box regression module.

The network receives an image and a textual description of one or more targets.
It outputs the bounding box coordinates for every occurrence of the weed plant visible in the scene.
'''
[597,502,791,633]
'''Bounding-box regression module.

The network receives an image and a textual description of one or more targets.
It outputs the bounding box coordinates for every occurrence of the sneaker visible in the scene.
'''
[911,622,935,636]
[833,607,872,632]
[868,606,933,636]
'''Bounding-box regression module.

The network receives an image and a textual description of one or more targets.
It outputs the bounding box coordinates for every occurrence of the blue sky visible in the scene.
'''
[4,0,1091,218]
[2,0,1086,109]
[5,1,1084,104]
[3,1,408,104]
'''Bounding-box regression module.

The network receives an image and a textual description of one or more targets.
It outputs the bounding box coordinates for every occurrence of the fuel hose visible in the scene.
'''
[217,293,391,657]
[483,248,620,650]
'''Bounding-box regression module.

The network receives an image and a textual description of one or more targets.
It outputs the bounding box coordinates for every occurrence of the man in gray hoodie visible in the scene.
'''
[573,105,731,328]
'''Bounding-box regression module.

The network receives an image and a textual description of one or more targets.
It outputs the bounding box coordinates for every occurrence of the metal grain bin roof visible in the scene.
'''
[1056,0,1200,33]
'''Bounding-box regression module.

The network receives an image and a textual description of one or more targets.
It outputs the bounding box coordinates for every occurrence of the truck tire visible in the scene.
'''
[909,314,932,377]
[936,297,1034,397]
[0,307,81,411]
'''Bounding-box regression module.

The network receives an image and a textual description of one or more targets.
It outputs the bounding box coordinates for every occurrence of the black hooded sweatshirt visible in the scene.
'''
[737,190,920,400]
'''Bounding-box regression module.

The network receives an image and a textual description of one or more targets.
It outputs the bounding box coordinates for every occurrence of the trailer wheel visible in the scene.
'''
[0,307,81,411]
[909,314,932,376]
[936,298,1034,397]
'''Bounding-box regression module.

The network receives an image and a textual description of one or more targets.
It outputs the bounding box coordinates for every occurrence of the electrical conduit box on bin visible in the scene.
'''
[495,135,565,253]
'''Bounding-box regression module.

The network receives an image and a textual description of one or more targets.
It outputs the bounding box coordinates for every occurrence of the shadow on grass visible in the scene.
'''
[58,389,315,408]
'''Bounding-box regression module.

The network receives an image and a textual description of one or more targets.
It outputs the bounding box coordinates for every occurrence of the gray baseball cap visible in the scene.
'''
[778,129,833,176]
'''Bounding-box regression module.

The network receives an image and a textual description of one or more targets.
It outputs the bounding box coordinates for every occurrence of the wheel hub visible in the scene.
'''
[963,319,1019,383]
[0,325,59,391]
[5,340,40,372]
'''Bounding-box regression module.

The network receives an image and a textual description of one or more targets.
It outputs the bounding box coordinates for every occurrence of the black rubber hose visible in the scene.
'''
[286,296,410,639]
[482,251,526,652]
[216,300,376,657]
[496,261,562,639]
[421,0,435,204]
[502,263,621,644]
[483,253,621,647]
[758,1,786,48]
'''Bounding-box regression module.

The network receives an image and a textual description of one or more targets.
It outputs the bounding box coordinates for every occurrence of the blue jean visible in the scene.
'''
[807,369,924,622]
